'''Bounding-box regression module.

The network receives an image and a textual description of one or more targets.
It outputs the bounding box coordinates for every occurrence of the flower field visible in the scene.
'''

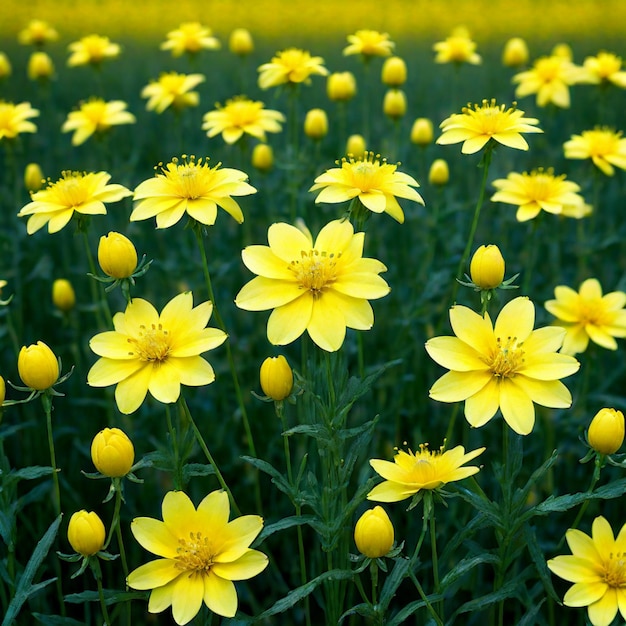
[2,2,626,625]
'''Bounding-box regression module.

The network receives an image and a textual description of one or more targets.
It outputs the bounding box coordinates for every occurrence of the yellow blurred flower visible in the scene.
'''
[98,232,138,279]
[88,292,226,414]
[67,510,106,557]
[381,56,407,86]
[202,96,284,144]
[260,355,293,401]
[310,151,423,224]
[251,143,273,172]
[433,27,481,65]
[18,341,59,390]
[161,22,220,57]
[303,108,328,139]
[354,507,394,558]
[428,158,449,186]
[343,30,394,57]
[383,89,406,119]
[235,219,390,352]
[67,34,120,67]
[327,71,357,101]
[0,52,11,79]
[411,117,434,145]
[564,127,626,176]
[52,278,76,312]
[552,42,574,61]
[229,28,254,56]
[18,20,58,47]
[27,51,54,81]
[437,99,542,155]
[0,101,39,140]
[587,408,625,455]
[258,48,328,89]
[132,156,256,229]
[545,278,626,355]
[502,37,529,67]
[426,297,580,435]
[62,99,135,146]
[346,134,366,158]
[578,51,626,88]
[491,168,586,222]
[24,162,44,192]
[91,427,135,477]
[18,171,131,235]
[141,72,205,113]
[0,376,5,405]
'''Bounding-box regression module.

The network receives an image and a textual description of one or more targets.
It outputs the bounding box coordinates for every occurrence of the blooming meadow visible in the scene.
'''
[2,4,626,626]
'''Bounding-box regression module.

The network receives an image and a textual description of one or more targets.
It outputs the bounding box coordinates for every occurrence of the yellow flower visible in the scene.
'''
[127,490,268,623]
[62,99,136,146]
[547,516,626,626]
[426,297,580,435]
[368,443,485,502]
[0,52,11,79]
[141,73,205,114]
[310,151,424,224]
[235,219,390,352]
[382,89,406,120]
[229,28,254,56]
[381,56,407,87]
[98,232,138,278]
[428,158,449,186]
[411,117,434,146]
[470,244,505,290]
[202,96,284,145]
[91,427,135,477]
[258,48,328,89]
[0,376,5,404]
[18,341,59,390]
[27,51,54,81]
[303,108,328,139]
[343,30,394,57]
[564,128,626,176]
[260,355,293,401]
[327,71,357,102]
[502,37,529,68]
[437,99,542,155]
[52,278,76,312]
[18,171,132,235]
[251,143,273,172]
[131,156,256,229]
[67,34,120,67]
[160,22,220,57]
[354,507,394,558]
[578,51,626,88]
[88,292,226,414]
[346,134,366,158]
[68,510,106,557]
[433,27,481,65]
[24,162,44,192]
[545,278,626,355]
[491,168,586,222]
[0,101,39,140]
[588,408,625,455]
[18,20,58,46]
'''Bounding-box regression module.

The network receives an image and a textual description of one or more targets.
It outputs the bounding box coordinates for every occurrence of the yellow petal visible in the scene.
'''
[425,336,489,372]
[241,246,295,279]
[127,559,181,590]
[307,297,346,351]
[267,296,312,346]
[563,581,608,607]
[171,571,204,625]
[449,305,495,356]
[176,356,216,387]
[215,515,264,563]
[499,378,534,435]
[235,277,301,311]
[494,297,534,342]
[162,491,197,535]
[268,222,312,262]
[464,378,501,428]
[115,365,152,414]
[512,377,572,409]
[520,352,579,380]
[212,549,268,581]
[130,517,178,558]
[148,578,175,612]
[429,370,491,402]
[587,588,619,626]
[197,490,230,528]
[203,571,237,617]
[314,218,354,251]
[366,480,414,502]
[566,528,602,563]
[147,362,181,404]
[87,357,145,386]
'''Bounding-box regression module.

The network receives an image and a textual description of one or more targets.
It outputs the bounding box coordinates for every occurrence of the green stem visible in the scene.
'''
[430,512,442,621]
[94,560,112,626]
[408,570,444,626]
[83,230,112,327]
[165,404,183,490]
[370,560,379,606]
[43,393,61,516]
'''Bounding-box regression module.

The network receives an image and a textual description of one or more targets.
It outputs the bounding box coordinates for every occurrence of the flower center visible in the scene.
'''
[165,156,215,200]
[488,336,524,377]
[537,57,561,81]
[127,323,171,362]
[228,100,262,126]
[289,249,339,297]
[526,170,557,201]
[603,551,626,588]
[56,172,89,207]
[175,531,214,573]
[83,101,108,127]
[587,131,619,157]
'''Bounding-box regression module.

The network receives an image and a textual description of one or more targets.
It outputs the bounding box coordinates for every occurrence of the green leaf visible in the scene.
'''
[182,462,216,481]
[339,602,379,623]
[386,596,442,626]
[439,554,499,590]
[33,614,86,625]
[255,514,316,545]
[517,598,546,626]
[64,589,147,605]
[451,578,519,615]
[241,456,293,500]
[378,557,410,611]
[523,525,559,602]
[4,466,54,483]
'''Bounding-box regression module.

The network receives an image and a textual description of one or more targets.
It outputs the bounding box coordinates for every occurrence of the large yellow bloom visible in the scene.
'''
[0,101,39,140]
[367,443,485,503]
[17,171,131,234]
[564,128,626,176]
[491,168,586,222]
[258,48,328,89]
[18,20,58,46]
[61,99,136,146]
[202,96,285,144]
[433,27,481,65]
[160,22,220,57]
[425,297,580,435]
[437,99,542,155]
[309,152,424,223]
[141,73,205,113]
[131,156,256,229]
[127,490,267,624]
[577,51,626,88]
[343,30,394,57]
[235,219,390,352]
[87,292,226,414]
[67,34,120,66]
[545,278,626,355]
[548,516,626,626]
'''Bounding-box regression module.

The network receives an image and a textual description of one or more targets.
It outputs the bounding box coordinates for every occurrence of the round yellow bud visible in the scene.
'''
[354,506,394,558]
[346,134,366,159]
[428,159,449,186]
[24,162,44,192]
[18,341,59,390]
[260,356,293,401]
[0,376,5,404]
[588,408,625,455]
[470,245,505,290]
[304,108,328,140]
[98,232,138,279]
[410,117,434,146]
[381,56,407,86]
[502,37,529,68]
[383,89,406,119]
[67,510,106,557]
[252,143,274,172]
[552,43,573,61]
[327,71,357,102]
[91,427,135,477]
[27,51,54,81]
[229,28,254,56]
[52,278,76,313]
[0,52,12,80]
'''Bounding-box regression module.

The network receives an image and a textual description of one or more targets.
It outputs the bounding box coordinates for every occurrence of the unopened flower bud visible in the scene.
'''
[52,278,76,312]
[18,341,59,390]
[327,71,357,102]
[67,510,106,557]
[346,134,366,159]
[552,43,573,61]
[354,506,394,558]
[429,159,449,186]
[252,143,274,172]
[91,427,135,477]
[0,376,5,404]
[260,355,293,401]
[502,37,529,68]
[383,89,406,119]
[588,408,625,455]
[411,117,434,146]
[304,108,328,140]
[381,56,407,86]
[470,245,505,290]
[229,28,254,56]
[98,232,138,279]
[24,162,44,192]
[27,51,54,81]
[0,52,11,80]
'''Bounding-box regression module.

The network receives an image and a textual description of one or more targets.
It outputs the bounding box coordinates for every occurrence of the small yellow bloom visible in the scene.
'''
[27,51,54,81]
[260,356,293,401]
[0,375,5,404]
[564,127,626,176]
[304,108,328,139]
[91,427,135,477]
[141,73,205,114]
[251,143,274,172]
[383,89,406,119]
[18,341,59,390]
[552,43,573,60]
[327,71,357,102]
[433,27,481,65]
[52,278,76,312]
[258,48,328,89]
[98,232,138,279]
[161,22,220,57]
[588,408,625,455]
[354,507,394,558]
[0,101,39,140]
[62,99,135,146]
[343,30,394,57]
[578,51,626,88]
[67,34,120,67]
[0,52,11,79]
[67,510,105,557]
[470,245,505,290]
[24,162,44,192]
[346,134,366,158]
[229,28,254,56]
[502,37,529,68]
[381,56,407,86]
[428,159,449,186]
[18,20,58,47]
[411,117,434,146]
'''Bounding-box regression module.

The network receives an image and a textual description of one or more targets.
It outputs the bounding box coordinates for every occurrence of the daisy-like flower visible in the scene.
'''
[61,98,136,146]
[17,171,131,235]
[547,516,626,626]
[18,20,58,47]
[258,48,328,90]
[437,99,542,155]
[577,51,626,88]
[0,101,39,140]
[343,30,395,58]
[127,490,268,624]
[235,219,390,352]
[132,155,256,229]
[202,96,285,145]
[491,168,586,222]
[309,151,424,224]
[88,292,226,414]
[367,443,485,503]
[545,278,626,355]
[160,22,220,57]
[67,34,120,67]
[433,26,481,65]
[564,128,626,176]
[425,297,580,435]
[141,72,205,113]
